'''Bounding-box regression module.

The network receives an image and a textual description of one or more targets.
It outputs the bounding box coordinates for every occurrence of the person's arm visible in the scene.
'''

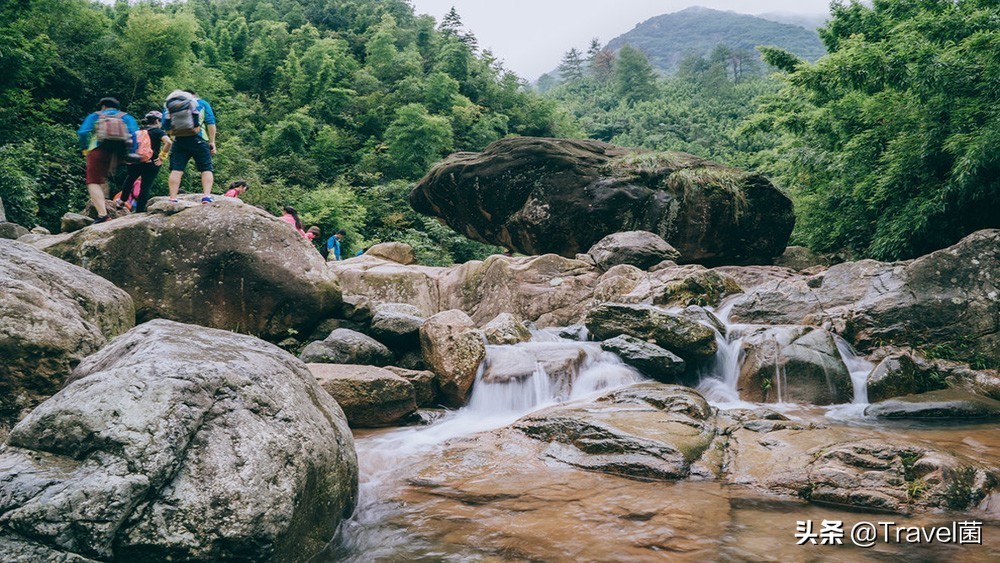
[334,240,342,261]
[77,113,97,151]
[200,100,217,154]
[124,114,140,151]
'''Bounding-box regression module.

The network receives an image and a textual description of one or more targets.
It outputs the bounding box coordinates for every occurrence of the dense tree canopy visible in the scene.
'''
[747,0,1000,259]
[0,0,574,264]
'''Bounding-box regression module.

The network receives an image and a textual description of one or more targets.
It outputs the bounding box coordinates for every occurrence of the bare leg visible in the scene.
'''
[87,183,108,216]
[168,170,183,199]
[200,171,214,195]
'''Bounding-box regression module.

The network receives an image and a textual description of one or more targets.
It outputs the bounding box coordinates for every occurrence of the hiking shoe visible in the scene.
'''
[93,215,110,224]
[168,198,179,203]
[201,195,214,204]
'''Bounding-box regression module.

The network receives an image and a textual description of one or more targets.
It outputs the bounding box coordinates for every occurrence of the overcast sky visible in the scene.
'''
[408,1,832,80]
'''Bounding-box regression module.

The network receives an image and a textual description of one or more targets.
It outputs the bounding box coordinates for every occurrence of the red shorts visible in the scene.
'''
[85,146,118,184]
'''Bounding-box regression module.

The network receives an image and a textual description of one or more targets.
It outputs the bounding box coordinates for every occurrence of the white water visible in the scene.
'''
[333,299,881,558]
[332,334,644,560]
[696,295,876,416]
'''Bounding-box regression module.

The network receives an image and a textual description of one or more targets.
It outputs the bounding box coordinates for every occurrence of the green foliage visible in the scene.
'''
[614,46,658,104]
[0,0,566,264]
[745,0,1000,260]
[384,103,453,179]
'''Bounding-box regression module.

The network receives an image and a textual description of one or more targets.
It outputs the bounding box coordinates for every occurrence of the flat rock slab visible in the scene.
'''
[865,389,1000,419]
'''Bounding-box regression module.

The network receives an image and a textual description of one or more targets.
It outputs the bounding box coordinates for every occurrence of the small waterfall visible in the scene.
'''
[834,335,874,404]
[334,332,645,560]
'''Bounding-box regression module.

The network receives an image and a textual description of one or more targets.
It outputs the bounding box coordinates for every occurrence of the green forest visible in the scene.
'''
[2,0,998,263]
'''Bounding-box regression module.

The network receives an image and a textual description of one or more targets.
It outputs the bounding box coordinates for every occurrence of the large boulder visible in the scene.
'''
[481,343,590,388]
[365,241,416,265]
[299,328,393,366]
[419,310,486,407]
[735,325,853,405]
[481,312,532,345]
[308,363,417,427]
[0,239,134,424]
[0,319,357,561]
[729,230,1000,365]
[410,137,794,265]
[586,230,681,271]
[864,389,1000,420]
[514,383,716,480]
[600,335,686,382]
[584,303,717,360]
[31,198,340,340]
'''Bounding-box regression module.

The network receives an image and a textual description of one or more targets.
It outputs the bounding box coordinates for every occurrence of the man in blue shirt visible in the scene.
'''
[77,97,139,223]
[163,89,218,204]
[326,230,346,261]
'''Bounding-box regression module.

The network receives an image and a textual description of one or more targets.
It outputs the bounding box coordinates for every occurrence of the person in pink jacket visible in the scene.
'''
[280,206,307,237]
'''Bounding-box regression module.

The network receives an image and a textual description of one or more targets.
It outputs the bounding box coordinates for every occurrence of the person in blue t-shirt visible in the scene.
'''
[163,89,218,204]
[326,230,346,261]
[77,97,139,223]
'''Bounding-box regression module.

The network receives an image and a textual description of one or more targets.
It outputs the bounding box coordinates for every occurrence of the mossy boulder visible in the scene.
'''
[410,137,794,265]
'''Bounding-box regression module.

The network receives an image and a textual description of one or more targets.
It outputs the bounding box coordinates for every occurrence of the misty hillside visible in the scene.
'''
[606,6,826,74]
[756,11,828,31]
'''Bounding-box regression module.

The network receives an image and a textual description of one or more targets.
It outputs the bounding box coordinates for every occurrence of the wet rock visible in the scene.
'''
[33,198,340,340]
[586,230,681,271]
[600,335,685,382]
[0,239,134,424]
[410,137,794,265]
[482,312,532,345]
[0,319,357,561]
[584,303,717,360]
[865,389,1000,420]
[867,352,1000,402]
[365,242,416,265]
[419,310,486,407]
[394,349,428,371]
[736,325,852,405]
[729,230,1000,365]
[515,382,716,480]
[60,213,93,233]
[482,344,589,388]
[299,328,393,366]
[309,363,417,427]
[384,366,439,407]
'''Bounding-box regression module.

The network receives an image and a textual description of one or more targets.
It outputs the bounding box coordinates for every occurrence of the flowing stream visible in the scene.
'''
[323,304,997,561]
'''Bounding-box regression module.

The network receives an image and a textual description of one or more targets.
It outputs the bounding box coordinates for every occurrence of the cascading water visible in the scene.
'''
[329,332,644,561]
[696,295,876,414]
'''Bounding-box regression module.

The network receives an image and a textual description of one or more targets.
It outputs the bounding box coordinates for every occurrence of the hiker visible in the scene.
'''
[326,229,346,261]
[117,111,171,213]
[223,180,248,199]
[163,89,217,204]
[305,226,321,241]
[280,206,307,237]
[77,97,139,223]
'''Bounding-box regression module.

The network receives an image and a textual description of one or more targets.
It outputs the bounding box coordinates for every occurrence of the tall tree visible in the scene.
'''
[558,48,584,82]
[613,45,656,103]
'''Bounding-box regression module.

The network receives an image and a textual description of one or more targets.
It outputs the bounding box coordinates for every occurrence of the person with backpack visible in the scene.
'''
[116,111,171,213]
[162,89,217,204]
[77,97,140,223]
